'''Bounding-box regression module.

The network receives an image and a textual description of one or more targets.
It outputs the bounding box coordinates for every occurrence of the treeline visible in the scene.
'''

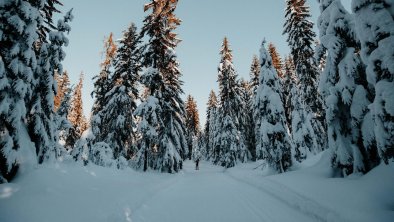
[199,0,394,175]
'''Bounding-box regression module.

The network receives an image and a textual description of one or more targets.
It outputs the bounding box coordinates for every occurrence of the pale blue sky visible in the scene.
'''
[60,0,351,125]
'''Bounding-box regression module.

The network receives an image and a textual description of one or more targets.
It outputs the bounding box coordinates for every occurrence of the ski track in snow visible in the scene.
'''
[106,174,181,222]
[225,170,347,222]
[130,161,316,222]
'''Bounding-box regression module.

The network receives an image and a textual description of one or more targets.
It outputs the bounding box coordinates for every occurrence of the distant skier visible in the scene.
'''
[195,158,200,170]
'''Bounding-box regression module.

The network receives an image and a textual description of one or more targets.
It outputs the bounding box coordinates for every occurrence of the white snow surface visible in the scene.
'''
[0,152,393,222]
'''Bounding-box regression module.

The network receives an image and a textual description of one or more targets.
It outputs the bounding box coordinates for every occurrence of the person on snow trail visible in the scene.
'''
[195,158,200,170]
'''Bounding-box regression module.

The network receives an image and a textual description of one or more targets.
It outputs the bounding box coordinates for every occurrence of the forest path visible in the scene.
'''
[131,161,315,222]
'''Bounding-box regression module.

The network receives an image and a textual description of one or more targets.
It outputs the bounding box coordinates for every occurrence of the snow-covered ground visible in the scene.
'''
[0,152,393,222]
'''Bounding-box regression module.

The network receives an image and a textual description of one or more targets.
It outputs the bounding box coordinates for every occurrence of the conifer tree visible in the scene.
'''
[213,37,248,167]
[0,0,43,181]
[54,70,70,111]
[318,0,377,175]
[268,43,284,78]
[100,23,141,162]
[68,73,88,140]
[284,0,321,112]
[55,84,73,151]
[91,33,117,142]
[284,0,326,153]
[135,0,187,173]
[217,38,242,126]
[185,95,200,160]
[250,55,260,96]
[291,83,320,162]
[282,56,296,130]
[134,94,162,171]
[208,107,220,160]
[191,136,202,162]
[91,33,117,116]
[352,0,394,164]
[253,40,292,173]
[29,10,73,163]
[239,79,255,160]
[204,90,218,159]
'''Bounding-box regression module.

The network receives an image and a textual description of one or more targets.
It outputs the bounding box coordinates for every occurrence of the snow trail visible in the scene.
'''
[131,161,315,222]
[225,170,345,222]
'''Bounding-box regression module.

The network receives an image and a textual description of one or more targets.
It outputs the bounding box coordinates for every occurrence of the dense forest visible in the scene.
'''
[1,0,393,183]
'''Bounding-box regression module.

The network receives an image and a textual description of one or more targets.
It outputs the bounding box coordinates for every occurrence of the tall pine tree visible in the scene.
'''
[318,0,377,175]
[0,0,43,181]
[291,82,320,162]
[253,40,292,173]
[284,0,321,112]
[185,95,200,160]
[352,0,394,164]
[55,83,73,151]
[54,70,70,111]
[204,90,218,159]
[213,37,248,167]
[282,56,296,131]
[100,23,141,162]
[91,33,117,143]
[28,9,73,163]
[239,79,255,160]
[68,73,88,140]
[284,0,326,154]
[135,0,187,173]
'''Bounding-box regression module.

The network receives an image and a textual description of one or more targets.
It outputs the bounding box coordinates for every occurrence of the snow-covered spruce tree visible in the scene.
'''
[253,40,292,173]
[216,115,247,168]
[239,79,255,160]
[352,0,394,164]
[0,0,43,181]
[204,90,218,158]
[135,0,187,173]
[71,128,94,165]
[73,128,120,168]
[185,95,200,160]
[54,70,70,111]
[209,105,220,160]
[249,55,260,96]
[318,0,377,175]
[68,73,88,146]
[134,93,162,171]
[285,60,322,161]
[55,84,73,152]
[99,23,141,164]
[268,43,284,78]
[191,136,202,162]
[282,56,296,131]
[28,10,73,163]
[284,0,326,153]
[283,0,322,113]
[196,132,207,160]
[89,142,116,168]
[91,33,117,143]
[291,82,320,162]
[213,37,248,167]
